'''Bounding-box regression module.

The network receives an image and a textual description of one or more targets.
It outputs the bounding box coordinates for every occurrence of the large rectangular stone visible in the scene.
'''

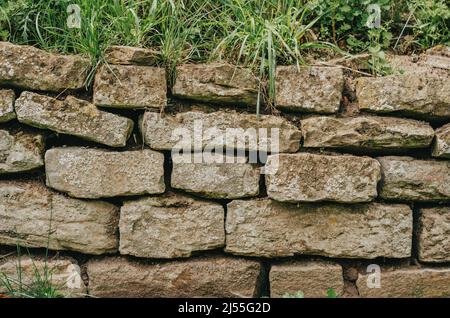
[378,156,450,201]
[433,123,450,158]
[275,66,344,114]
[104,46,158,65]
[302,116,434,150]
[45,148,165,198]
[0,41,89,92]
[225,199,412,259]
[418,206,450,263]
[0,89,15,123]
[265,153,381,203]
[140,110,301,153]
[172,63,258,106]
[86,256,261,297]
[15,92,134,147]
[119,193,225,258]
[356,267,450,298]
[0,180,119,254]
[93,64,166,109]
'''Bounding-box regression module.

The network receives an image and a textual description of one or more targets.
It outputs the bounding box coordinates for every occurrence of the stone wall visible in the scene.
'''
[0,42,449,298]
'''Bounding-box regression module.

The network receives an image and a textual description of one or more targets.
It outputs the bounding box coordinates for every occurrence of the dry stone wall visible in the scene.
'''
[0,42,449,298]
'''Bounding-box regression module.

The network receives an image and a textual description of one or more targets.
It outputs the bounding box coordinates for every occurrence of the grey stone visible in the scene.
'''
[432,123,450,158]
[0,89,15,123]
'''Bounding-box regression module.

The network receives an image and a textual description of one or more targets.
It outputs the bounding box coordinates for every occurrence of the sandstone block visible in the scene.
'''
[418,206,450,263]
[105,46,158,65]
[433,123,450,158]
[0,89,15,123]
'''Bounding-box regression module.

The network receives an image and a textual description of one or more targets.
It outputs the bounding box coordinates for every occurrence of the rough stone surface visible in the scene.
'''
[105,46,158,65]
[302,116,434,150]
[140,110,301,153]
[0,129,44,174]
[0,256,86,297]
[422,45,450,70]
[433,123,450,158]
[275,66,344,114]
[45,147,165,198]
[0,180,119,254]
[93,64,167,109]
[15,92,134,147]
[86,256,261,297]
[378,156,450,202]
[225,199,412,259]
[119,193,225,258]
[0,89,15,123]
[265,153,381,203]
[418,206,450,263]
[270,261,344,298]
[357,267,450,298]
[171,154,260,199]
[172,63,258,106]
[0,41,89,92]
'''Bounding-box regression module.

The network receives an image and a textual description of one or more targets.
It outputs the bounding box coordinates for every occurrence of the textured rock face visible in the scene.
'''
[265,153,381,203]
[0,256,86,297]
[378,156,450,201]
[422,45,450,70]
[275,66,344,113]
[225,199,412,259]
[119,193,225,258]
[418,207,450,263]
[15,92,134,147]
[357,268,450,298]
[433,123,450,158]
[0,129,44,174]
[270,261,344,298]
[171,154,260,199]
[0,180,119,254]
[93,64,167,109]
[105,46,158,65]
[87,256,261,297]
[45,148,165,198]
[0,41,89,92]
[302,116,434,150]
[0,89,15,123]
[172,63,258,106]
[140,110,301,153]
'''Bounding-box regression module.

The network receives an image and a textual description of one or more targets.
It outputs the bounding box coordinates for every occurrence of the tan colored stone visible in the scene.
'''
[422,45,450,70]
[0,180,119,254]
[265,153,381,203]
[93,64,166,109]
[357,267,450,298]
[378,156,450,201]
[45,147,165,199]
[275,66,344,114]
[15,92,133,147]
[270,261,344,298]
[171,154,260,199]
[0,41,89,92]
[0,129,44,174]
[140,110,301,153]
[0,89,15,123]
[86,256,261,297]
[302,116,434,150]
[418,206,450,263]
[433,123,450,158]
[119,193,225,258]
[105,46,158,65]
[172,63,258,106]
[225,199,412,259]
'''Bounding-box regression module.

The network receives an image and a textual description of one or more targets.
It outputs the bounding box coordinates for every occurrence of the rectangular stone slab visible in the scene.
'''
[15,92,134,147]
[0,41,89,92]
[0,89,15,123]
[86,256,261,297]
[45,147,165,198]
[140,110,301,153]
[104,46,158,65]
[418,206,450,263]
[433,123,450,158]
[265,153,381,203]
[119,193,225,258]
[0,180,119,255]
[225,199,412,259]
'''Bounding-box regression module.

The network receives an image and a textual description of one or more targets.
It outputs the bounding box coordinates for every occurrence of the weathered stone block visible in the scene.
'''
[433,123,450,158]
[119,193,225,258]
[45,147,165,198]
[0,180,119,254]
[15,92,133,147]
[105,46,158,65]
[422,45,450,70]
[86,256,261,297]
[418,206,450,263]
[265,153,381,203]
[378,156,450,201]
[0,89,15,123]
[225,199,412,259]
